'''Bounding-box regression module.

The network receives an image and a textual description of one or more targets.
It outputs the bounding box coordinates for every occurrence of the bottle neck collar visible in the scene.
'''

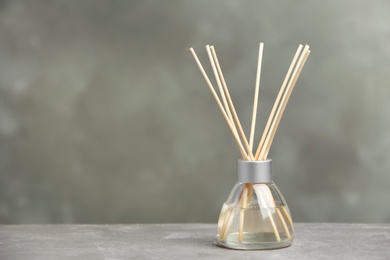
[237,159,272,183]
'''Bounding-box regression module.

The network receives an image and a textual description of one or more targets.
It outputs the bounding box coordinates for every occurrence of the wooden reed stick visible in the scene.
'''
[281,206,293,228]
[238,183,253,241]
[254,45,303,160]
[205,46,247,159]
[246,184,254,204]
[249,42,264,153]
[261,184,291,240]
[206,46,244,159]
[276,208,291,239]
[254,184,281,241]
[238,187,248,243]
[259,47,311,159]
[220,188,245,240]
[189,48,250,160]
[239,42,264,236]
[220,208,233,240]
[210,46,255,160]
[206,45,234,125]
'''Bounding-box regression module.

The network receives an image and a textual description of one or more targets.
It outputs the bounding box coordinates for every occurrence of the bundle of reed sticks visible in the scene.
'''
[189,43,310,161]
[189,43,310,243]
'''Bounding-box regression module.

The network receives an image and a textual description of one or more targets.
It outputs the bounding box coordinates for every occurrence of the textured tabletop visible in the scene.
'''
[0,223,389,259]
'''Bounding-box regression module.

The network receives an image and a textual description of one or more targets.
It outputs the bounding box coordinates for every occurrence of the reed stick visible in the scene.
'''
[205,46,247,159]
[249,42,264,153]
[261,184,291,240]
[189,48,250,160]
[220,188,245,240]
[247,184,254,204]
[220,208,233,240]
[254,45,303,160]
[281,206,293,228]
[254,184,281,241]
[276,208,291,239]
[210,43,263,239]
[238,187,248,243]
[259,47,311,159]
[207,44,262,239]
[206,45,234,125]
[210,46,255,160]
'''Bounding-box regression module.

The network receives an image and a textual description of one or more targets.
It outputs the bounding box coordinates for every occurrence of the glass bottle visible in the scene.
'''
[216,159,293,250]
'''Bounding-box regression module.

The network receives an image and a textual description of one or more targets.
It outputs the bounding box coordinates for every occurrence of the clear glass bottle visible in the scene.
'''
[216,159,293,250]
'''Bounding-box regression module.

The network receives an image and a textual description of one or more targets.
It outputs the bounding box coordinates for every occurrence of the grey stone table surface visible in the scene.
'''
[0,223,389,259]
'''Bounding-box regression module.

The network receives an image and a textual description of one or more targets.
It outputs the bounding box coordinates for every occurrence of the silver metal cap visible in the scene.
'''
[237,159,272,183]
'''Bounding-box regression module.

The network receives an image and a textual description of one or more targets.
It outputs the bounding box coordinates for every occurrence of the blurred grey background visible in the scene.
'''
[0,0,390,224]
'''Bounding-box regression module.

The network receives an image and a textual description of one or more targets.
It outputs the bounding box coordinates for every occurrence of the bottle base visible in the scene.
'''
[216,232,293,250]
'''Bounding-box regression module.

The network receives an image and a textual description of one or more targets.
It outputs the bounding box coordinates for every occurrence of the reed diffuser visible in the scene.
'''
[189,43,310,250]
